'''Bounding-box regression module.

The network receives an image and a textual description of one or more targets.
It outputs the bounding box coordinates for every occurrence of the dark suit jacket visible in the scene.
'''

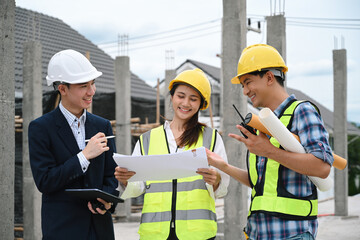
[29,107,119,240]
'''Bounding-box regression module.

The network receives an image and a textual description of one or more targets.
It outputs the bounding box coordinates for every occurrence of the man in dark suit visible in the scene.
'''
[29,49,119,240]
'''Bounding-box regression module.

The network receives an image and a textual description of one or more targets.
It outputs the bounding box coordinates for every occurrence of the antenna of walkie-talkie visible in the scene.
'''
[232,104,256,138]
[232,104,245,122]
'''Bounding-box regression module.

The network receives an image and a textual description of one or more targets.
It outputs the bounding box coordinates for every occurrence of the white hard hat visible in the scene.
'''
[46,49,102,86]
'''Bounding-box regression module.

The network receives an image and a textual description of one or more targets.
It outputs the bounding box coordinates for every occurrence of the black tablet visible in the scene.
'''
[65,189,123,203]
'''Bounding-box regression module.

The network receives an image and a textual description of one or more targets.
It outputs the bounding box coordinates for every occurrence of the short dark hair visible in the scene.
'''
[53,82,70,91]
[248,70,284,87]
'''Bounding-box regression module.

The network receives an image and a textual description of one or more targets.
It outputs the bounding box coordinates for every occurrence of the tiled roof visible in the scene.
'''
[14,6,159,101]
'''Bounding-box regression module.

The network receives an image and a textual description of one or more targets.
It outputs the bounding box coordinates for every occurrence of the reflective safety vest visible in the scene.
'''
[248,100,318,220]
[138,125,218,240]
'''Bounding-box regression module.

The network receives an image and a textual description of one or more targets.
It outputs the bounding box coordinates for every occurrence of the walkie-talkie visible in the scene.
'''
[232,104,256,139]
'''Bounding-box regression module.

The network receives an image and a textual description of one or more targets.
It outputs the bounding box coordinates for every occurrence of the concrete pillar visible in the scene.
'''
[114,56,132,219]
[0,0,15,239]
[333,49,348,216]
[164,70,176,120]
[221,0,248,239]
[22,40,43,240]
[266,15,286,62]
[266,15,286,88]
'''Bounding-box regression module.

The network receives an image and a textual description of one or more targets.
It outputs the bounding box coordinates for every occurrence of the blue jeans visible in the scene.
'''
[287,232,314,240]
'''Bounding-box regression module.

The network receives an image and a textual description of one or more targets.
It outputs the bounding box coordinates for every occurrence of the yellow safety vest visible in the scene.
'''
[138,125,218,240]
[248,100,318,220]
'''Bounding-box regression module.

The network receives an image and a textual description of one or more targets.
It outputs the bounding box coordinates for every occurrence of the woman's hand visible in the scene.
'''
[114,166,136,187]
[196,168,221,191]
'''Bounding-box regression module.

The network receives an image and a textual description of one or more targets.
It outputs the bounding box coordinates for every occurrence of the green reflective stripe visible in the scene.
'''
[141,209,216,223]
[146,179,207,193]
[251,196,318,217]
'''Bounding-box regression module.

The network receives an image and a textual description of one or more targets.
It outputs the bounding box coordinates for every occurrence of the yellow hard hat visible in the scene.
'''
[169,68,211,110]
[231,44,288,84]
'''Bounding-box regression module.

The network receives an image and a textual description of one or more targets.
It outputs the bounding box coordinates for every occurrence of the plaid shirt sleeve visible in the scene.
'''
[292,102,334,166]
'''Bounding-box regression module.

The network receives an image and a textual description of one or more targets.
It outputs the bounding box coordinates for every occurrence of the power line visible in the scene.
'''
[287,20,360,30]
[100,24,221,49]
[287,16,360,22]
[97,18,221,46]
[106,30,220,53]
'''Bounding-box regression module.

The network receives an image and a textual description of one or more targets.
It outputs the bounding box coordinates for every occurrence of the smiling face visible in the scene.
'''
[58,80,96,118]
[171,84,202,123]
[240,72,271,108]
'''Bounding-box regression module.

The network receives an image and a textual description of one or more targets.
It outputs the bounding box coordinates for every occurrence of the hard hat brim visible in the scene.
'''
[46,70,102,86]
[231,75,242,84]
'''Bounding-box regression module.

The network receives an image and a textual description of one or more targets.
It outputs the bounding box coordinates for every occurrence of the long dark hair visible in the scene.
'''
[170,84,206,148]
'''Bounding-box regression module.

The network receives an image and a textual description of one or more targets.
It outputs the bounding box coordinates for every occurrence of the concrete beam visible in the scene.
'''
[114,56,132,219]
[221,0,248,239]
[333,49,348,216]
[0,0,15,238]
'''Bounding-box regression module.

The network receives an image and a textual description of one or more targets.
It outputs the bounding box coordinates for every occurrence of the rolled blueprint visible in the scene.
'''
[245,112,347,170]
[258,108,333,192]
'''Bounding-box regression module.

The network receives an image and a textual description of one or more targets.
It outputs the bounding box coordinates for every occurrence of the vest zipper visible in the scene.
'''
[171,179,177,228]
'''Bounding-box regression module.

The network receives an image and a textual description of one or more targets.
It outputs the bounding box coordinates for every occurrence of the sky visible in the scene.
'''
[15,0,360,124]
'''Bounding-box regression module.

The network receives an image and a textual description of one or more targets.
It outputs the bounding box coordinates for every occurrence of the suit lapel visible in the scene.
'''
[54,107,81,156]
[85,112,98,141]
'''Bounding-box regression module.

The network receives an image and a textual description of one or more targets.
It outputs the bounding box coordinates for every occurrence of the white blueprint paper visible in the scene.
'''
[113,147,209,182]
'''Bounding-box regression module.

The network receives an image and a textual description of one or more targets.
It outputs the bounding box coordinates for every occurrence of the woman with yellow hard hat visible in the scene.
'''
[115,68,229,240]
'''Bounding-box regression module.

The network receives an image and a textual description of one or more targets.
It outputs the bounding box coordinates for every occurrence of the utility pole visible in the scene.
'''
[0,0,15,239]
[221,0,248,239]
[22,40,43,240]
[333,48,348,216]
[114,56,132,219]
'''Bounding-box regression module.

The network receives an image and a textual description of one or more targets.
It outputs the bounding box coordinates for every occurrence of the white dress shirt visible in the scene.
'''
[59,102,89,173]
[120,121,230,200]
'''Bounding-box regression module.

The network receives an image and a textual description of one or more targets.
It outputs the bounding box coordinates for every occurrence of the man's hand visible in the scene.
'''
[229,125,275,158]
[82,132,109,160]
[205,148,227,171]
[114,166,136,187]
[87,198,112,215]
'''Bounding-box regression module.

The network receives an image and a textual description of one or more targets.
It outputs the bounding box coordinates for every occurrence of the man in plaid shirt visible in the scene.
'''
[206,44,333,240]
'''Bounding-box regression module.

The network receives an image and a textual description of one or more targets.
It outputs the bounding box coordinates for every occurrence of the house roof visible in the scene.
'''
[14,7,159,101]
[176,59,360,136]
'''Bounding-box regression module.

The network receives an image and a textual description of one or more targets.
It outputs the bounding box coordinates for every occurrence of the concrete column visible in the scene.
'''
[266,15,286,88]
[114,56,131,219]
[266,15,286,62]
[0,0,15,239]
[333,49,348,216]
[221,0,248,239]
[22,40,43,240]
[164,69,176,120]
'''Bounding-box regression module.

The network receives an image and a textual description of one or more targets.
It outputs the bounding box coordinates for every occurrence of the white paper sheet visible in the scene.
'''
[113,147,209,182]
